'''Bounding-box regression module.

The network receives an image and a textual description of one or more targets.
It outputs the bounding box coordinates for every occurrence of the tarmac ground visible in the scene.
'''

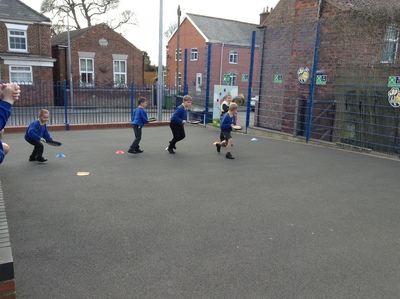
[1,124,399,298]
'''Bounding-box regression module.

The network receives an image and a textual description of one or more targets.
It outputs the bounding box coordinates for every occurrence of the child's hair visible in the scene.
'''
[137,97,148,105]
[223,94,232,100]
[229,102,238,111]
[39,109,50,116]
[183,95,192,102]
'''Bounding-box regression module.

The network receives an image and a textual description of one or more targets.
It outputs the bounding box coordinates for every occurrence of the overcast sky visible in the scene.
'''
[20,0,279,65]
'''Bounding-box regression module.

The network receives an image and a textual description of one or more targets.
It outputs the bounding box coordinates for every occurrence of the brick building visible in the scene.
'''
[257,0,400,143]
[0,0,55,106]
[166,13,259,99]
[52,23,144,86]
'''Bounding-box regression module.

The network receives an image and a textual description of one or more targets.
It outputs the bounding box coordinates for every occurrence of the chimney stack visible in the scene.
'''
[259,6,272,25]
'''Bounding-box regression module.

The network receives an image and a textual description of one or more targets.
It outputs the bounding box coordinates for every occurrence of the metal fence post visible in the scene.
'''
[205,43,212,126]
[63,80,70,130]
[130,83,135,119]
[306,0,323,142]
[246,31,256,133]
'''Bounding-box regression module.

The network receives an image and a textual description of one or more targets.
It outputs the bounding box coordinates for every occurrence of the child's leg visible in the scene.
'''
[226,138,233,152]
[220,131,224,142]
[27,140,44,158]
[169,124,185,149]
[2,142,9,155]
[129,125,142,150]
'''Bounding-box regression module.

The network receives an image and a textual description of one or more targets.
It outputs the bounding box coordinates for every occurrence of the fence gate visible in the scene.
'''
[310,100,336,142]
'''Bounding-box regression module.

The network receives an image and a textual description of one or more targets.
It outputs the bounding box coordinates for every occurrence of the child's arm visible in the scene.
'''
[26,121,42,141]
[43,126,52,141]
[141,109,149,124]
[0,84,20,131]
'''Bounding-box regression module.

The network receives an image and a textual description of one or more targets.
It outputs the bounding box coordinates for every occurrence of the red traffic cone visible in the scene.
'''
[116,150,124,154]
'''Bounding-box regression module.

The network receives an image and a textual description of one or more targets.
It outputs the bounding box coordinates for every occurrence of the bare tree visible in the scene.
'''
[40,0,137,34]
[164,22,177,40]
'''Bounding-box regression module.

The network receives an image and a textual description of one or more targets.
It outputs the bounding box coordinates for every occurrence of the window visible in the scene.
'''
[229,50,238,64]
[229,73,237,86]
[174,72,182,87]
[9,66,32,83]
[381,26,399,63]
[113,60,127,87]
[175,48,182,61]
[79,58,94,86]
[6,24,28,53]
[190,48,198,61]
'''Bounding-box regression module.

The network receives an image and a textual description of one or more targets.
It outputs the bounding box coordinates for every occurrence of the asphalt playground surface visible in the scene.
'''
[1,124,400,298]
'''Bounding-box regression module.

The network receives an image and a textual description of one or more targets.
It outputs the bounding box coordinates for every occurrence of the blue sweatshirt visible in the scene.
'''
[220,112,236,132]
[25,119,52,141]
[0,101,12,164]
[131,107,149,127]
[170,105,188,125]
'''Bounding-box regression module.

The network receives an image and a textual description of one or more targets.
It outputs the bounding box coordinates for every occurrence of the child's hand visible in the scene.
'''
[182,120,187,124]
[40,138,46,143]
[0,83,20,103]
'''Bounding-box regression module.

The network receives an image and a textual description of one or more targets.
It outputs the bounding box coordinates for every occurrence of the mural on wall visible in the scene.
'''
[388,88,400,108]
[297,67,310,84]
[212,85,238,127]
[387,76,400,108]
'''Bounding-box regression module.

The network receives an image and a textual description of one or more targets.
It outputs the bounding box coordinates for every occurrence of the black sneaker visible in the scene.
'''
[135,148,144,153]
[128,149,138,154]
[37,157,48,162]
[166,147,175,154]
[29,156,37,161]
[225,152,234,159]
[216,143,221,153]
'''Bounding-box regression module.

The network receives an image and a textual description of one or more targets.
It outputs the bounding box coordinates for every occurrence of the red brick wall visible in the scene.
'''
[257,0,395,134]
[53,24,144,85]
[167,18,206,88]
[0,280,16,299]
[167,18,258,98]
[0,22,53,83]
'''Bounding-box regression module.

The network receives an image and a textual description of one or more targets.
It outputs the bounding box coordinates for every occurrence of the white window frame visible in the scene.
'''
[113,60,127,87]
[9,66,32,84]
[381,26,399,63]
[174,72,182,87]
[6,24,28,53]
[229,50,238,64]
[78,52,95,87]
[175,48,182,61]
[229,73,237,86]
[190,48,198,61]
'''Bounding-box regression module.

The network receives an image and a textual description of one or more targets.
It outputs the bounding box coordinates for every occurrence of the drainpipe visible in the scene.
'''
[305,0,323,142]
[219,42,224,85]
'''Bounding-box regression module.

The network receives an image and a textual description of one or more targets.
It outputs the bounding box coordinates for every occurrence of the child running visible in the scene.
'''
[219,94,232,142]
[166,95,192,154]
[216,102,238,159]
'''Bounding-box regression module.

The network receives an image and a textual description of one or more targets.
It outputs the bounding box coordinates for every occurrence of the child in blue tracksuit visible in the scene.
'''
[216,102,238,159]
[25,109,53,162]
[166,95,192,154]
[128,97,149,154]
[0,83,21,164]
